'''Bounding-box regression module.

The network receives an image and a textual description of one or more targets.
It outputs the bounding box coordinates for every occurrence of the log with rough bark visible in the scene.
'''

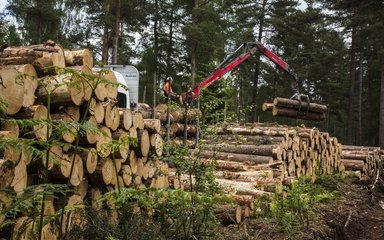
[272,106,326,121]
[202,144,281,159]
[170,123,196,136]
[273,97,328,113]
[1,41,65,69]
[214,204,242,225]
[64,49,94,69]
[194,150,274,164]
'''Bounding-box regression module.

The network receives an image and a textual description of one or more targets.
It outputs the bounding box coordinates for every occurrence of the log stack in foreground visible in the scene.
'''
[263,97,327,121]
[0,41,169,238]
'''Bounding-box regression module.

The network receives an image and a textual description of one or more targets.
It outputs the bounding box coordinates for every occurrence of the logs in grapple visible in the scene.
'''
[263,97,327,121]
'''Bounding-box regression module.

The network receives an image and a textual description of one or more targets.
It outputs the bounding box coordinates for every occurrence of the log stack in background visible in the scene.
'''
[341,145,383,180]
[0,41,169,237]
[262,97,328,121]
[169,123,347,222]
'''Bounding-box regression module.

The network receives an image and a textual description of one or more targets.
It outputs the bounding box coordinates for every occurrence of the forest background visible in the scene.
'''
[0,0,383,148]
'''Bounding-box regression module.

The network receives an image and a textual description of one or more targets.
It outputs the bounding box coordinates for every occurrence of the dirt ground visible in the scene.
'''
[215,179,384,240]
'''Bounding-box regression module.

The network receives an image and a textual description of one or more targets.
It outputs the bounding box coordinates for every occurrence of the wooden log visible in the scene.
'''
[132,111,144,129]
[170,108,201,123]
[0,159,15,189]
[194,150,274,164]
[64,49,94,69]
[223,125,294,137]
[89,99,105,124]
[215,170,274,182]
[35,74,85,107]
[0,121,19,138]
[119,108,133,130]
[272,106,326,121]
[13,105,52,140]
[54,154,84,186]
[170,123,197,136]
[135,130,150,157]
[80,116,98,145]
[150,133,164,156]
[74,178,88,200]
[144,119,161,133]
[202,144,280,158]
[91,187,103,210]
[11,159,27,194]
[94,69,117,101]
[340,159,364,171]
[0,67,26,114]
[273,97,327,113]
[104,102,120,130]
[121,164,132,186]
[111,130,130,160]
[129,151,138,174]
[1,42,65,69]
[262,103,274,111]
[8,64,38,107]
[81,148,98,174]
[96,126,112,158]
[214,205,242,225]
[341,152,367,161]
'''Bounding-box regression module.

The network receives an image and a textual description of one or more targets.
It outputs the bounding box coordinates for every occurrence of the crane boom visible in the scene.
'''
[183,41,300,102]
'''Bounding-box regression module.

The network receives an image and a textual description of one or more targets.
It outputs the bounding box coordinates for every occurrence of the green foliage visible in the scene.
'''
[253,176,341,239]
[162,142,220,195]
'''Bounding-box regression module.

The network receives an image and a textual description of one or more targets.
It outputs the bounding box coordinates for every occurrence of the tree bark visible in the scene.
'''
[380,56,384,149]
[102,0,112,64]
[112,0,121,65]
[348,27,357,144]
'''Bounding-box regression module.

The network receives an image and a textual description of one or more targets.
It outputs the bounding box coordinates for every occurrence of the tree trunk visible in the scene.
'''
[347,27,357,144]
[64,49,94,69]
[380,56,384,149]
[355,59,362,145]
[251,0,268,122]
[112,0,121,64]
[102,0,112,64]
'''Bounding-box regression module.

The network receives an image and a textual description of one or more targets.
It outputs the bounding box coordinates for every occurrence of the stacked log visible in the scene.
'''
[263,97,327,121]
[0,41,169,237]
[341,145,383,180]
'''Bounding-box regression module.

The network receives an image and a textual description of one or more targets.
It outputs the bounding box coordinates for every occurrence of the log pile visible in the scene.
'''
[262,97,327,121]
[169,123,346,222]
[0,41,169,237]
[341,145,383,180]
[138,104,200,141]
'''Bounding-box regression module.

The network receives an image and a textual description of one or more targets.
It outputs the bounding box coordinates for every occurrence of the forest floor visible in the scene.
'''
[215,177,384,240]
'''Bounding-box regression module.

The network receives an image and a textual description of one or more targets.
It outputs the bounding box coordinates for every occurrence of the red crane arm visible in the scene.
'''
[185,41,299,101]
[190,50,254,99]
